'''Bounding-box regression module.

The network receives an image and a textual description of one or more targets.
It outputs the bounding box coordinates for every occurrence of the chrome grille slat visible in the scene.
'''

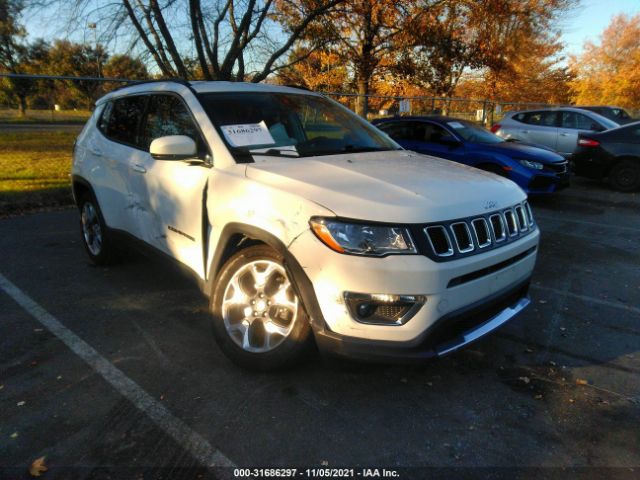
[425,225,454,257]
[515,206,528,231]
[471,218,491,248]
[450,222,475,253]
[524,201,534,226]
[422,202,535,260]
[489,214,506,242]
[503,210,518,236]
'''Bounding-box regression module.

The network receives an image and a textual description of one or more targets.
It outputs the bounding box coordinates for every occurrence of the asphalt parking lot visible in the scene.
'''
[0,177,639,479]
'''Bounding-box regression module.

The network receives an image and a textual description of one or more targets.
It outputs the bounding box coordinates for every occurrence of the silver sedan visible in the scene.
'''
[493,107,619,157]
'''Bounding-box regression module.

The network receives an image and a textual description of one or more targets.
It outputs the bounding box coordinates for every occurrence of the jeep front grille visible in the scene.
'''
[422,201,536,261]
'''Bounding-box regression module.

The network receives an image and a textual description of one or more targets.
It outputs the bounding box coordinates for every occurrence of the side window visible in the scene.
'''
[378,122,414,141]
[100,96,147,147]
[98,102,113,133]
[424,123,455,142]
[141,95,202,151]
[612,108,631,120]
[561,112,600,130]
[523,111,557,127]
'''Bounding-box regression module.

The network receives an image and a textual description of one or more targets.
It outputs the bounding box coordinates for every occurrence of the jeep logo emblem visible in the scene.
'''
[484,200,498,210]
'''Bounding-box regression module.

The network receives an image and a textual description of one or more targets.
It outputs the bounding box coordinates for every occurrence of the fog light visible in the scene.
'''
[357,302,376,318]
[344,292,426,326]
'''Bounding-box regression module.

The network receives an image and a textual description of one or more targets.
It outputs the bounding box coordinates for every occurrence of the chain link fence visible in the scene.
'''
[1,73,569,126]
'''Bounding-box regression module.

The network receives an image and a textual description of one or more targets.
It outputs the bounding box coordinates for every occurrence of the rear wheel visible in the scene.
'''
[210,245,312,371]
[78,193,117,265]
[609,160,640,192]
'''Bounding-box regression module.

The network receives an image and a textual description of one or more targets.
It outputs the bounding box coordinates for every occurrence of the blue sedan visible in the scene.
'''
[372,116,570,195]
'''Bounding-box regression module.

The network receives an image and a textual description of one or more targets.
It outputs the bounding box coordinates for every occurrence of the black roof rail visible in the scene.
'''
[281,84,312,91]
[113,77,194,93]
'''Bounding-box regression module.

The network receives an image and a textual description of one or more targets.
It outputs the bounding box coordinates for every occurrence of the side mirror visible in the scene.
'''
[150,135,197,160]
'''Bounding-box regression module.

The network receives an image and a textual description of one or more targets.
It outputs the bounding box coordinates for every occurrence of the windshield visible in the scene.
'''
[197,92,401,160]
[447,121,504,144]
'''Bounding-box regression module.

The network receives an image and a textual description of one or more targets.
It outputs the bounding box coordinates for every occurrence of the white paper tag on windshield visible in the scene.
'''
[221,121,275,147]
[447,121,465,129]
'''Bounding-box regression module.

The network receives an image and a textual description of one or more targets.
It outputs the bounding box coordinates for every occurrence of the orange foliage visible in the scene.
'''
[570,14,640,110]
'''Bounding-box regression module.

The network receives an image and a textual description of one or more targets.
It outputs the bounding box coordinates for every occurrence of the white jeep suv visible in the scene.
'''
[72,80,539,370]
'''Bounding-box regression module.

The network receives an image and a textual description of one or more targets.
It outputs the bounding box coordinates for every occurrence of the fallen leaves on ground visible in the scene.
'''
[29,456,48,477]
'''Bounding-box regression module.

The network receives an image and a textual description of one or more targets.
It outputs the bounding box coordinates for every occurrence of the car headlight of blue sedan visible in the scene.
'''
[518,159,544,170]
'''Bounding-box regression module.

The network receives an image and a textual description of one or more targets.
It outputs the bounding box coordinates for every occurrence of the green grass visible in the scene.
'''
[0,108,91,124]
[0,130,76,216]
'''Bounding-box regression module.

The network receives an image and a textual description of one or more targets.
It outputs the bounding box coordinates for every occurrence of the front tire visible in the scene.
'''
[609,160,640,192]
[78,193,117,265]
[210,245,312,371]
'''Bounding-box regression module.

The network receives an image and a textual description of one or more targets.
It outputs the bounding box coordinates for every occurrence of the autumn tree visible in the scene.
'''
[45,40,109,107]
[277,48,348,91]
[407,0,575,102]
[102,54,148,79]
[285,0,444,116]
[34,0,342,82]
[570,13,640,110]
[0,0,37,115]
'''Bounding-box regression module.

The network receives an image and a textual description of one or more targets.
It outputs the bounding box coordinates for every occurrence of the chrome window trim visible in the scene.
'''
[450,222,475,253]
[471,218,492,248]
[425,225,454,257]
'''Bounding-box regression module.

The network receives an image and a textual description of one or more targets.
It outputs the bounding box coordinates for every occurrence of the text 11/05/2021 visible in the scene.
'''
[233,468,400,478]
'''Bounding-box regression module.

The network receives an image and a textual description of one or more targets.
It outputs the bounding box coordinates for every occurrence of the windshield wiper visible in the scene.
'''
[235,147,301,158]
[303,145,398,156]
[341,145,396,153]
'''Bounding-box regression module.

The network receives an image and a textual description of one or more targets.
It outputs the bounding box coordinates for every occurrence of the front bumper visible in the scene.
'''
[314,277,530,362]
[287,227,539,353]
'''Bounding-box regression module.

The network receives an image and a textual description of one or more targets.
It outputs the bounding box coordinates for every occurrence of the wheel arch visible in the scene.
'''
[206,223,326,332]
[604,155,640,177]
[71,175,96,208]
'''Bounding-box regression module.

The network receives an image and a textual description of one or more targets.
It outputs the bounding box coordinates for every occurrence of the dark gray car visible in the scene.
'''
[493,107,619,157]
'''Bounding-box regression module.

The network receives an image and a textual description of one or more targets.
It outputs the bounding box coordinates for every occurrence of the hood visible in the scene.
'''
[468,141,565,163]
[245,150,526,224]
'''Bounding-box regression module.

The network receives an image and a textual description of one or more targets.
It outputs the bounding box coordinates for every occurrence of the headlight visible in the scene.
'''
[519,159,544,170]
[309,218,417,256]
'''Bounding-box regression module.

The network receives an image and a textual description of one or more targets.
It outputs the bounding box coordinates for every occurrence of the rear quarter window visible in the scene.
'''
[98,95,147,148]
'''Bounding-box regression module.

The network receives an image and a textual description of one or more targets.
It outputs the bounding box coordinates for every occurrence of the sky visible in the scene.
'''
[23,0,640,60]
[561,0,640,55]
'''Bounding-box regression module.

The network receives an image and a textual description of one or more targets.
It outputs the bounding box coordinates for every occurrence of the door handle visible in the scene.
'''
[521,130,529,134]
[559,132,570,137]
[131,164,147,174]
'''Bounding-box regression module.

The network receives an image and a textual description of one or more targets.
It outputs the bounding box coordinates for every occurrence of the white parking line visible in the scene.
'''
[0,272,235,468]
[532,284,640,316]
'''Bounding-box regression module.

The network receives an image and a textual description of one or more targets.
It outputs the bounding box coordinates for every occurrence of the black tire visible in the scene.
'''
[78,193,118,265]
[609,160,640,192]
[210,245,312,371]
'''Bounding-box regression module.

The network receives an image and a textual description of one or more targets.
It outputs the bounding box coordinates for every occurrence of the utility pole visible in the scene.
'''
[87,23,101,79]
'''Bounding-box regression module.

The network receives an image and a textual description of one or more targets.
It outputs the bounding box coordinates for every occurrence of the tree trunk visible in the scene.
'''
[18,95,27,117]
[355,77,369,118]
